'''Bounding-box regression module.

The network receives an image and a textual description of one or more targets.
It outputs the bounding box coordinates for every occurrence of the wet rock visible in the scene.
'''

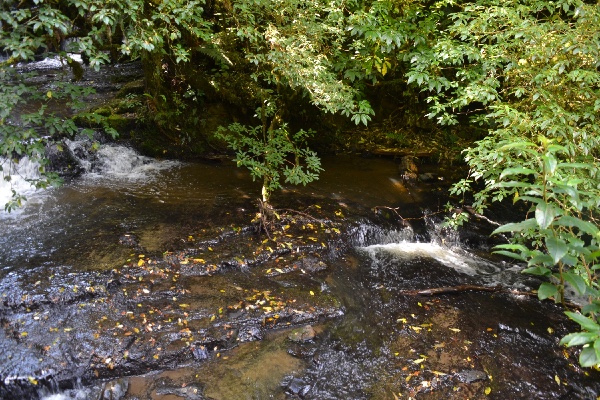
[100,378,129,400]
[287,343,317,359]
[155,380,205,399]
[418,172,437,182]
[285,377,310,397]
[46,141,85,179]
[297,257,328,273]
[288,325,316,343]
[118,233,139,248]
[237,325,263,342]
[455,369,489,383]
[192,345,209,360]
[398,156,418,181]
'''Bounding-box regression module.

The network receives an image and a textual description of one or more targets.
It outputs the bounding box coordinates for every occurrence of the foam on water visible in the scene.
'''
[16,54,83,71]
[0,156,43,209]
[64,139,179,180]
[362,242,500,277]
[0,141,179,212]
[93,144,179,179]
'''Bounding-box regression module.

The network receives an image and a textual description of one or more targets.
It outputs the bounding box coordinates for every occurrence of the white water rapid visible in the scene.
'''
[0,141,179,213]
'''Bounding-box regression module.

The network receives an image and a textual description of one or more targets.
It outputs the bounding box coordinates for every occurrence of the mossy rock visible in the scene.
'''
[106,114,135,133]
[116,79,145,98]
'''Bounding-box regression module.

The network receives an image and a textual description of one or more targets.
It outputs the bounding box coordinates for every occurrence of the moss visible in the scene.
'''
[106,114,133,132]
[115,79,145,98]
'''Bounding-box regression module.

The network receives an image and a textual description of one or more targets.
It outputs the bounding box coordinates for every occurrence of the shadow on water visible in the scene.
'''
[1,145,599,399]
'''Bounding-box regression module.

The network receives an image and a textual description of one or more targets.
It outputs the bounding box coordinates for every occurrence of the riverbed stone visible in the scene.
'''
[287,325,316,343]
[455,369,489,384]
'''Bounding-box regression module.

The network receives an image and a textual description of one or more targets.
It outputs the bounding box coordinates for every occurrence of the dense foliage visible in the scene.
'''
[1,0,599,367]
[402,0,600,366]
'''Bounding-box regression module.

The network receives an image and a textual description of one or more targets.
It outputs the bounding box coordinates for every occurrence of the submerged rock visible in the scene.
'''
[398,156,418,181]
[455,369,488,384]
[287,325,316,343]
[285,377,311,397]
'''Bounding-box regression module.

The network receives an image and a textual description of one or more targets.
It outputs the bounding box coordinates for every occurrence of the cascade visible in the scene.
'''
[0,139,179,212]
[0,156,42,209]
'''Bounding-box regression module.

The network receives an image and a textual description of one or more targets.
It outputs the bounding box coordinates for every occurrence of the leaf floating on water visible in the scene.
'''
[310,291,315,296]
[413,358,426,364]
[449,328,461,333]
[485,387,492,395]
[554,375,561,385]
[21,332,28,337]
[138,259,145,266]
[179,304,189,308]
[28,376,38,385]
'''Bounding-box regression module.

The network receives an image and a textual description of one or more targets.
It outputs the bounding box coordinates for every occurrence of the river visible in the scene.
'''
[1,142,598,399]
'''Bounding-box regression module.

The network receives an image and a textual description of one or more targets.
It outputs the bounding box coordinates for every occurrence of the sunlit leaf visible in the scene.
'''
[579,346,600,367]
[565,311,600,332]
[537,282,558,300]
[546,237,567,264]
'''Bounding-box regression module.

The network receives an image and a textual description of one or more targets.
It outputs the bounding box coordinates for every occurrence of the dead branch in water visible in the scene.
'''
[399,285,504,296]
[373,205,445,222]
[399,285,582,309]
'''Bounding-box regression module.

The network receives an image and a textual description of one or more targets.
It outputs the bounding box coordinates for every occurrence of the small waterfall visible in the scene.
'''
[0,156,42,209]
[0,139,179,211]
[354,217,536,290]
[64,139,179,179]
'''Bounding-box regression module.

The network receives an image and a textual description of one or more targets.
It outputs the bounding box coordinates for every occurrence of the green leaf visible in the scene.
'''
[538,282,558,300]
[563,272,587,295]
[492,250,526,261]
[579,346,600,368]
[565,311,600,332]
[491,218,537,235]
[522,266,552,276]
[556,216,599,237]
[535,202,556,229]
[560,332,598,347]
[494,244,529,252]
[582,303,600,315]
[499,167,536,179]
[546,236,568,264]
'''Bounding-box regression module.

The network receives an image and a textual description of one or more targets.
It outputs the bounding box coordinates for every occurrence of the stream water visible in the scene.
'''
[1,142,599,400]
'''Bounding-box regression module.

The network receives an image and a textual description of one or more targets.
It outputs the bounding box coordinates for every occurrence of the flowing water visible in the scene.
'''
[1,141,599,400]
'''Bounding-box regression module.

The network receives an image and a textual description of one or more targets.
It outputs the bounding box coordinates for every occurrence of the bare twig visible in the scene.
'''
[373,206,445,222]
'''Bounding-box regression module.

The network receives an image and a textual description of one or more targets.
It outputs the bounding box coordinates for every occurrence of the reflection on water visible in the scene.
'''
[0,150,422,277]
